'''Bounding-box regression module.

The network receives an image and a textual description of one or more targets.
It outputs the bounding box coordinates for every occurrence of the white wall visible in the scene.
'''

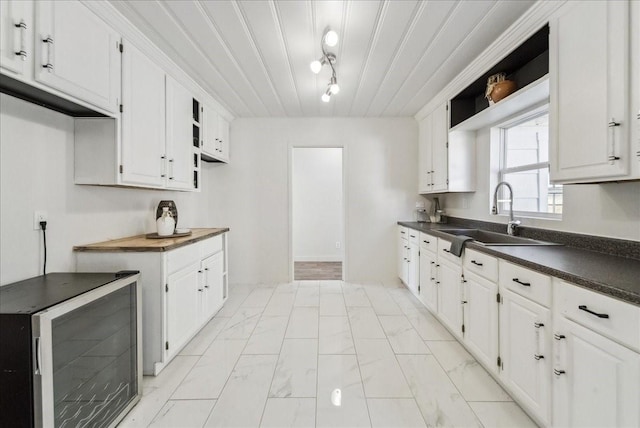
[0,94,212,285]
[206,118,418,284]
[292,147,343,262]
[441,127,640,241]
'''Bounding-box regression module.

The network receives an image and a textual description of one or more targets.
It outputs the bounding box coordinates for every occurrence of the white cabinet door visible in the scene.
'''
[407,241,420,296]
[463,271,498,372]
[217,115,230,162]
[200,252,224,323]
[418,115,433,193]
[166,262,200,358]
[34,0,120,113]
[431,102,449,191]
[120,41,165,187]
[550,0,630,182]
[0,0,29,75]
[398,231,408,285]
[553,317,640,428]
[165,76,194,190]
[437,258,463,338]
[500,289,551,425]
[202,104,218,158]
[419,249,438,313]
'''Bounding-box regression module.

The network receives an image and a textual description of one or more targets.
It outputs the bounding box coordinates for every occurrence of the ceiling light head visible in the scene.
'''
[324,29,339,47]
[329,75,340,95]
[321,90,331,103]
[310,59,323,74]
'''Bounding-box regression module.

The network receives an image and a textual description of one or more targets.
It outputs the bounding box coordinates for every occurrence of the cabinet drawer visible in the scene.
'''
[499,260,551,308]
[437,238,462,266]
[419,232,437,254]
[200,235,223,258]
[555,279,640,352]
[464,249,498,283]
[398,226,408,240]
[408,229,420,245]
[167,244,200,275]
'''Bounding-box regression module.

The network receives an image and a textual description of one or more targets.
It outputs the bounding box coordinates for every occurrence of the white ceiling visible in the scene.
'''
[110,0,536,118]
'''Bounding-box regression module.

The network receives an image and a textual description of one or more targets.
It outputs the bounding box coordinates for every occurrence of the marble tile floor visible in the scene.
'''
[118,280,537,428]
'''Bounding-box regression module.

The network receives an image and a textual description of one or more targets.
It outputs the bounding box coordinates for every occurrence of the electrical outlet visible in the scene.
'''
[34,211,48,230]
[335,241,341,249]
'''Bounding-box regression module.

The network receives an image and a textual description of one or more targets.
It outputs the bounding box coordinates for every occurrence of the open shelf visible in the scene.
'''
[450,74,549,132]
[450,24,549,129]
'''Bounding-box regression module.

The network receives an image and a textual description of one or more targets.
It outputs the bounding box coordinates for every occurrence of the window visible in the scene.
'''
[498,111,562,217]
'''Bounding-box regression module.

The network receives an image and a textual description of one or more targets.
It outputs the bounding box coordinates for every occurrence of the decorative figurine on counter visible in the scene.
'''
[156,200,178,228]
[156,207,176,236]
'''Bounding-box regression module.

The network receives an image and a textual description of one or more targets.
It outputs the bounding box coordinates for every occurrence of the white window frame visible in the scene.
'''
[497,105,562,220]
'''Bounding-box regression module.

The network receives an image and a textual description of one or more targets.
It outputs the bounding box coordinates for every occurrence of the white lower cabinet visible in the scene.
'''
[166,261,201,360]
[398,226,640,428]
[76,232,228,375]
[500,288,551,425]
[552,317,639,427]
[397,227,409,285]
[463,270,499,372]
[418,245,438,313]
[552,279,640,428]
[437,257,463,339]
[200,251,224,324]
[407,234,420,296]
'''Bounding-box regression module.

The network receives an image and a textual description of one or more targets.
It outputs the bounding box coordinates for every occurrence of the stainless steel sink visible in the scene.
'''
[438,228,559,246]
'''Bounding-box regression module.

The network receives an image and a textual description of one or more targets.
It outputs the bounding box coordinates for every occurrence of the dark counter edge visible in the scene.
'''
[398,221,640,306]
[73,228,230,253]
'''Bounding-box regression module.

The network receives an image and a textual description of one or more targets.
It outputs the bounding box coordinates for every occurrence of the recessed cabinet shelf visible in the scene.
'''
[450,24,549,129]
[450,75,549,132]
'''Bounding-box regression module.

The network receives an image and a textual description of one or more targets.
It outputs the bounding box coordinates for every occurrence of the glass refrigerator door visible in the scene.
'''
[32,275,141,428]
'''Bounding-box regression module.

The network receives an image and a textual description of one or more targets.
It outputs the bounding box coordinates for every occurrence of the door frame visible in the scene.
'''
[288,144,347,282]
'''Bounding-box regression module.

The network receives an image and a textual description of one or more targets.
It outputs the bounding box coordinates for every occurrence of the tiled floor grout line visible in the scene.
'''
[344,284,375,428]
[202,288,271,427]
[372,286,430,428]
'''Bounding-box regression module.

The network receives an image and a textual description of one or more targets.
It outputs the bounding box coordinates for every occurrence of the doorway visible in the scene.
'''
[291,147,344,281]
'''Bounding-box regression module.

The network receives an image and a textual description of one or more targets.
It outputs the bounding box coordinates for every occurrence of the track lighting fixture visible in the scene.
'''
[310,28,340,102]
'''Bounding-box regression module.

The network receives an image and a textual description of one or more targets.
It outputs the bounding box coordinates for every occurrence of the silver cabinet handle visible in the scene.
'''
[42,36,54,72]
[161,155,167,178]
[15,21,28,60]
[553,368,565,376]
[34,337,42,375]
[169,158,174,180]
[608,118,621,163]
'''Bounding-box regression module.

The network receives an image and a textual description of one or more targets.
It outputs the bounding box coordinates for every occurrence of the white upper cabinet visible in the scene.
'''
[202,104,218,158]
[0,0,29,76]
[165,75,196,190]
[549,0,631,183]
[431,102,449,192]
[418,102,475,194]
[34,0,121,113]
[120,42,166,187]
[202,103,230,163]
[418,114,433,193]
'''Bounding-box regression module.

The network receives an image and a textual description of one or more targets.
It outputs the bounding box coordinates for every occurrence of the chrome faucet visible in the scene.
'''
[492,181,521,236]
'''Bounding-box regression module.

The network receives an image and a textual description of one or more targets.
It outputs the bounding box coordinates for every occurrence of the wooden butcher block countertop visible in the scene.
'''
[73,228,229,252]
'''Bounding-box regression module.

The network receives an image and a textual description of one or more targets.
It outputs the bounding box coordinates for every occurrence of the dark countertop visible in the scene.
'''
[398,221,640,306]
[0,272,139,314]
